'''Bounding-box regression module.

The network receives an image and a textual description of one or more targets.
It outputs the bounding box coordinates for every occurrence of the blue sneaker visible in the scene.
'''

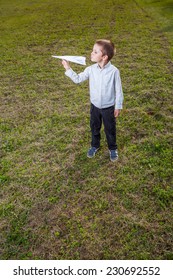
[109,149,118,162]
[87,147,99,158]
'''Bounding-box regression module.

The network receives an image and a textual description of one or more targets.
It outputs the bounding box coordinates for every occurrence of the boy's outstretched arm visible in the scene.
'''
[62,60,70,70]
[61,60,89,84]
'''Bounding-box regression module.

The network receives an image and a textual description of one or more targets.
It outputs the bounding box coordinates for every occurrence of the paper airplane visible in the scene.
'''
[52,55,86,65]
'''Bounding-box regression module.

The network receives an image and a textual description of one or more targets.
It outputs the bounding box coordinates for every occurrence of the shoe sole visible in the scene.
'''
[110,157,118,162]
[87,154,95,158]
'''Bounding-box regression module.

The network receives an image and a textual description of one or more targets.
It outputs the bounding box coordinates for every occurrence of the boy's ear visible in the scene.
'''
[103,54,109,61]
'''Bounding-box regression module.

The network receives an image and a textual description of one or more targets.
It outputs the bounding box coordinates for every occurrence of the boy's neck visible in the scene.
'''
[98,60,109,69]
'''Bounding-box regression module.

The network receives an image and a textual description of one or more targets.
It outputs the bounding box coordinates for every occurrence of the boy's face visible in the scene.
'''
[91,44,107,63]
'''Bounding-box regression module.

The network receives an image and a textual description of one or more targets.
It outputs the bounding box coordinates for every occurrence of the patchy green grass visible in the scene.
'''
[0,0,172,259]
[135,0,173,57]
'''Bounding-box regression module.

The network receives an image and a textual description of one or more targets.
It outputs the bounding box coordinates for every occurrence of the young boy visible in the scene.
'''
[61,39,123,161]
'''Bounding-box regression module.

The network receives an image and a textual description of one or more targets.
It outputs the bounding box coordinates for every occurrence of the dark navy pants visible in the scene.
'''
[90,103,117,150]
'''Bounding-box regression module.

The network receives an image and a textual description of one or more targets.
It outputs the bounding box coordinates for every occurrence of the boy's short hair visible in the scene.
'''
[95,39,115,61]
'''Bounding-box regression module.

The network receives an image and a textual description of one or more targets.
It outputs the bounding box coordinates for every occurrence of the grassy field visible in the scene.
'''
[0,0,172,260]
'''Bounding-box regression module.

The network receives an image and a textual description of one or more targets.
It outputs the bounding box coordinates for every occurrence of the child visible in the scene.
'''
[61,39,123,161]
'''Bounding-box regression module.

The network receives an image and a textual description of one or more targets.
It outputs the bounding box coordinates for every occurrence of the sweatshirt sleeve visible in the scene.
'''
[65,67,90,84]
[114,69,124,109]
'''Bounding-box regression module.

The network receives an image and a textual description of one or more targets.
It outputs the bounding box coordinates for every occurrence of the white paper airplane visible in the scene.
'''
[52,55,86,65]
